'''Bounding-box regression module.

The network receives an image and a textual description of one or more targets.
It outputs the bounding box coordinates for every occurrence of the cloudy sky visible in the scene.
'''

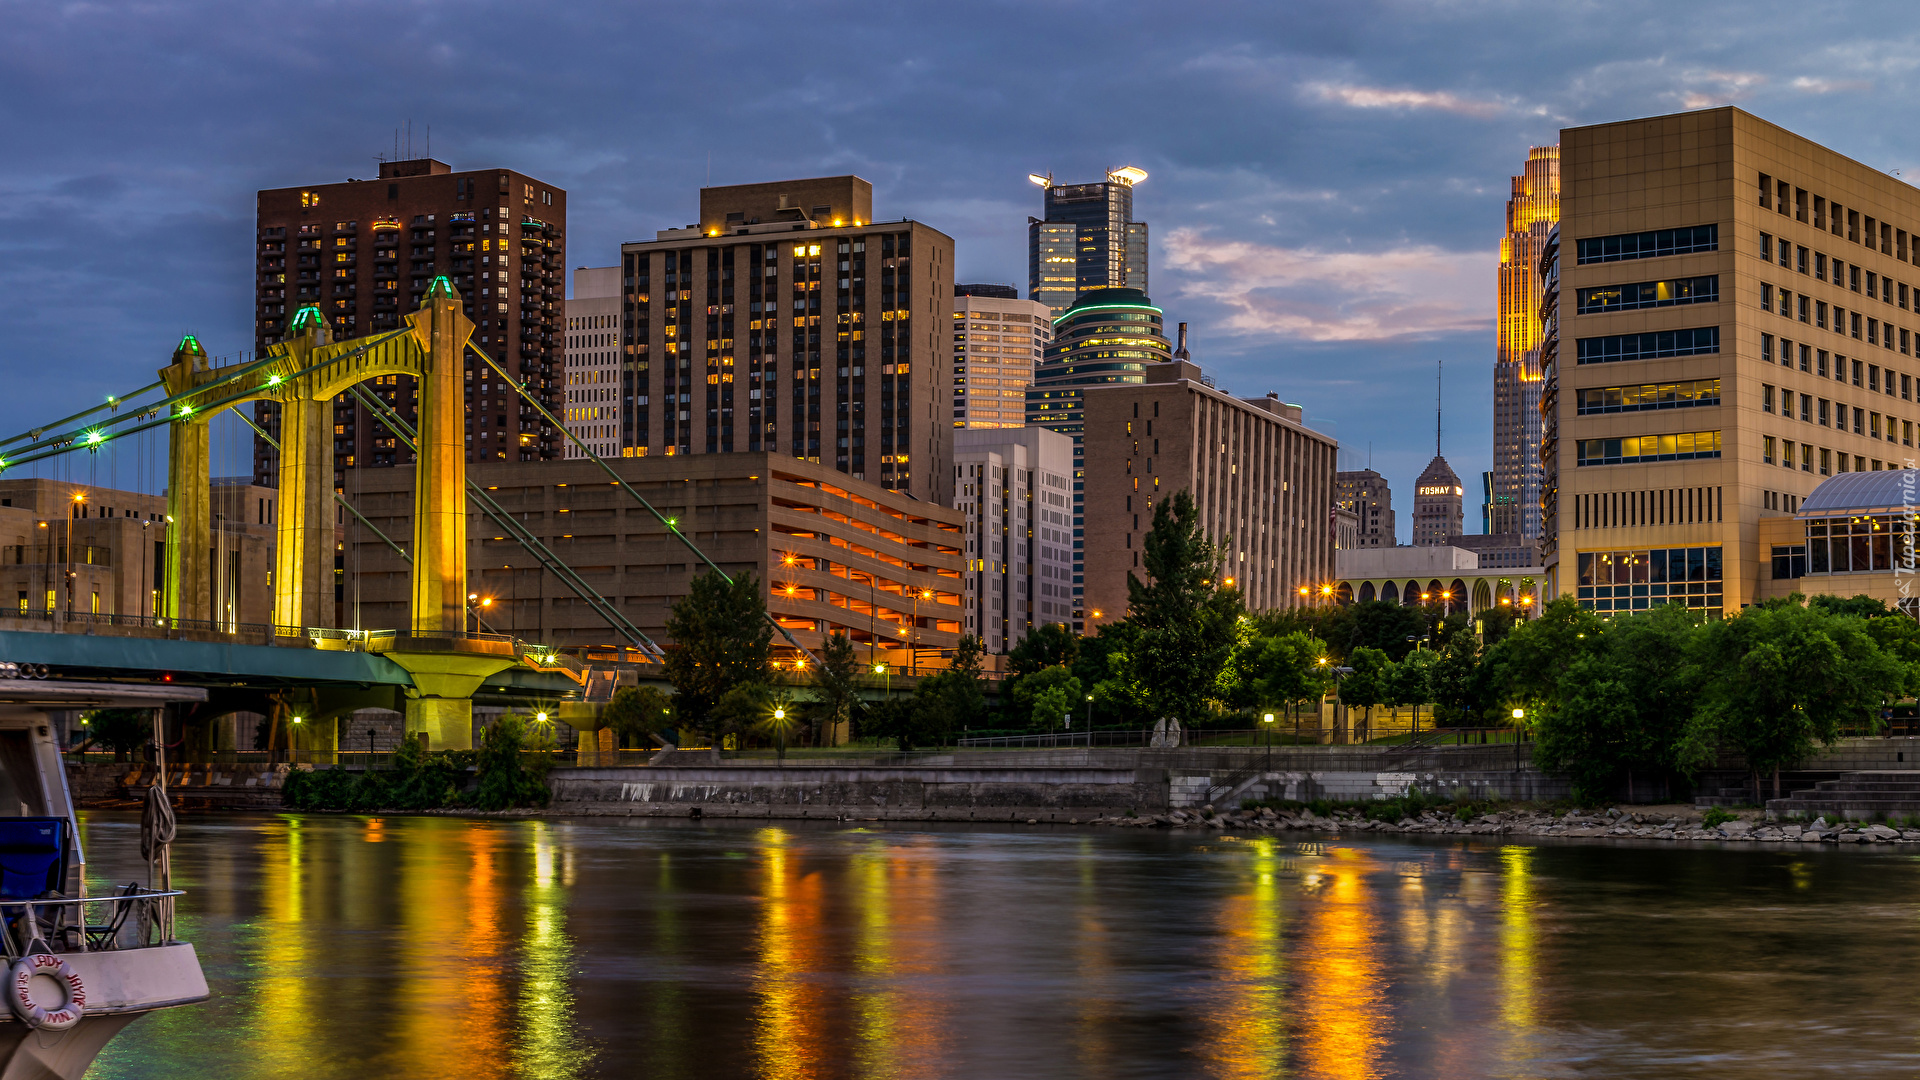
[3,0,1918,517]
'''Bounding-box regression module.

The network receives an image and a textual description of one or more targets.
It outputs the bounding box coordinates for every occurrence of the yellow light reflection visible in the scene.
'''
[753,827,830,1079]
[1499,846,1537,1040]
[1205,836,1286,1078]
[1294,846,1384,1080]
[516,821,589,1079]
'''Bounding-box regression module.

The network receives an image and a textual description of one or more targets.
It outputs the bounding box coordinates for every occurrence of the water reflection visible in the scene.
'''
[77,815,1920,1080]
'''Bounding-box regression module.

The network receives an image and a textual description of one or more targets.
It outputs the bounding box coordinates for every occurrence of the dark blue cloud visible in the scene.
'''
[3,0,1917,518]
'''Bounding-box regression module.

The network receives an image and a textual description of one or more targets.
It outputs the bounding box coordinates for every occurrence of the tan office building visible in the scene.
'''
[951,286,1051,429]
[1551,107,1920,616]
[1080,360,1337,624]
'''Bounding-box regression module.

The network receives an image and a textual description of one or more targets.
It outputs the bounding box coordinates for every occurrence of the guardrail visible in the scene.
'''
[1,887,186,956]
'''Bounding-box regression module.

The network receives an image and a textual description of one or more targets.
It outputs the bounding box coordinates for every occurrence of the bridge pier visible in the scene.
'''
[271,320,338,631]
[160,336,215,624]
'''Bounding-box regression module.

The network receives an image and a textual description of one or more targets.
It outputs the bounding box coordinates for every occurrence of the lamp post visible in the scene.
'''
[1262,711,1275,771]
[773,706,787,765]
[66,492,84,621]
[1086,694,1094,748]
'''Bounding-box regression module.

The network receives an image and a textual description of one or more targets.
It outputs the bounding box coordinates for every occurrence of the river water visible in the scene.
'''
[72,812,1920,1079]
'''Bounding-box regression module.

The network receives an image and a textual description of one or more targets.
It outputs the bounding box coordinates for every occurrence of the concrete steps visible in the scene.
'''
[1767,771,1920,819]
[1695,771,1839,808]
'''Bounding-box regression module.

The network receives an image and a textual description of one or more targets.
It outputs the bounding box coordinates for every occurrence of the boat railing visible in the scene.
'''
[0,888,186,957]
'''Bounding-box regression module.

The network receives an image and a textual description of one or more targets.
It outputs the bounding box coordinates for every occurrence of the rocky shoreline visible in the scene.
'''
[1082,805,1920,844]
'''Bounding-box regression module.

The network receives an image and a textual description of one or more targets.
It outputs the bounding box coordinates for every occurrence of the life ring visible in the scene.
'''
[9,954,84,1031]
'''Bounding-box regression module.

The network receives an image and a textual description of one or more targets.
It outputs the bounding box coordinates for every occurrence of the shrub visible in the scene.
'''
[1702,806,1738,828]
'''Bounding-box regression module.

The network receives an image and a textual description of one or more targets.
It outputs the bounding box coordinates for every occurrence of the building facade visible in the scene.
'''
[564,266,621,460]
[952,286,1052,429]
[341,453,964,662]
[952,427,1076,651]
[1027,168,1150,316]
[253,158,566,484]
[1335,469,1397,547]
[1080,359,1338,625]
[1026,287,1173,623]
[0,478,275,631]
[618,176,955,504]
[1493,146,1561,540]
[1551,107,1920,616]
[1412,455,1466,545]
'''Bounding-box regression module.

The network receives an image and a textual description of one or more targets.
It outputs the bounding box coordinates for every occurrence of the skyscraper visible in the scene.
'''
[253,158,567,484]
[617,176,954,503]
[952,285,1052,429]
[1412,455,1465,546]
[1027,167,1150,316]
[1335,469,1396,547]
[1025,287,1172,623]
[1491,146,1561,539]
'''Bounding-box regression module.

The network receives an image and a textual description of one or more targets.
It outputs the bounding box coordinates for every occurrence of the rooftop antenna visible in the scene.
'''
[1435,359,1443,457]
[425,124,429,160]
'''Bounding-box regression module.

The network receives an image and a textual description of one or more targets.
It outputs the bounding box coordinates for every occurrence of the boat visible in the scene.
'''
[0,679,209,1080]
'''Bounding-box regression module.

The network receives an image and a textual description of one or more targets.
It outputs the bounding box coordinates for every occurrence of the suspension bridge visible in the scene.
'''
[0,282,801,751]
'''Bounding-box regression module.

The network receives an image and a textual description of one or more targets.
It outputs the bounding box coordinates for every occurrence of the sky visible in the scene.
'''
[3,0,1919,519]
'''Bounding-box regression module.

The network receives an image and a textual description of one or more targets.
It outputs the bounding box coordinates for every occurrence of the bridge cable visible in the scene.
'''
[0,328,415,473]
[0,380,164,452]
[343,383,658,657]
[230,408,516,633]
[466,344,823,668]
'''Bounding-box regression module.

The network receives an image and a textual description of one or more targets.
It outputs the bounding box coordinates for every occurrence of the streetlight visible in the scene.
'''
[873,662,890,702]
[1085,694,1094,748]
[1263,710,1275,770]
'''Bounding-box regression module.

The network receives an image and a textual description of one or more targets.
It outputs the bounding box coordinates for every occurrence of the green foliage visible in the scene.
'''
[664,570,773,747]
[471,714,552,811]
[1025,668,1085,730]
[857,696,929,752]
[1112,490,1244,723]
[1341,647,1395,720]
[1231,631,1332,713]
[1425,625,1483,724]
[1530,605,1699,802]
[1389,648,1436,711]
[1808,593,1888,618]
[1007,622,1080,678]
[807,631,863,746]
[913,634,986,743]
[81,709,151,760]
[280,735,471,812]
[1250,600,1428,662]
[1701,807,1738,828]
[1691,596,1905,785]
[603,686,674,748]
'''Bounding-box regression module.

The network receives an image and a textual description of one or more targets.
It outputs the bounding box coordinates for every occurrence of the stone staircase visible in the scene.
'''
[1694,771,1838,808]
[1767,771,1920,819]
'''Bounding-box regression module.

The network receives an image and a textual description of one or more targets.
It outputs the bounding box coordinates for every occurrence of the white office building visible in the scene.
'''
[563,266,621,460]
[953,426,1075,652]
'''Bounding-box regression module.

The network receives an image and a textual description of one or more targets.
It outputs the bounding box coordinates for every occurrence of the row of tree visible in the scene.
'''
[602,569,991,754]
[610,488,1920,794]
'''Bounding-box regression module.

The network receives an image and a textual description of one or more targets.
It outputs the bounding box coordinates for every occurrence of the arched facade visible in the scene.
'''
[1334,568,1545,618]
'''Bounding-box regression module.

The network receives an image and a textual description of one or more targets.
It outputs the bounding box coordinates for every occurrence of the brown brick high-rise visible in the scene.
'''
[253,158,566,486]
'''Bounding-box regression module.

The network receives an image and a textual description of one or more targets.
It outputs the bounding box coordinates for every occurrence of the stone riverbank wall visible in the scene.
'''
[547,744,1573,822]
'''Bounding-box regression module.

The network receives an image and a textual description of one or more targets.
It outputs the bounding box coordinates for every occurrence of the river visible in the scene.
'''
[73,812,1920,1079]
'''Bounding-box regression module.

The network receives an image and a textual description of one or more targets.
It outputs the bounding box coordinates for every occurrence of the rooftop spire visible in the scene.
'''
[1436,359,1443,457]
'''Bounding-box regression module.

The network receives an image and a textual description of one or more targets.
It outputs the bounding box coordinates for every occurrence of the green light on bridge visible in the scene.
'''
[84,431,103,446]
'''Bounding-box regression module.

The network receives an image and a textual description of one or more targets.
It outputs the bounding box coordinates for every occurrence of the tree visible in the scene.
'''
[1115,489,1243,724]
[1691,597,1907,799]
[81,709,151,761]
[1390,648,1437,730]
[1531,604,1700,802]
[1231,631,1332,729]
[603,686,674,749]
[1341,647,1395,741]
[807,631,862,748]
[1017,665,1084,730]
[1426,624,1482,725]
[916,634,986,745]
[472,714,551,811]
[1809,593,1888,618]
[664,570,773,758]
[1007,622,1080,678]
[711,682,780,751]
[1475,597,1607,718]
